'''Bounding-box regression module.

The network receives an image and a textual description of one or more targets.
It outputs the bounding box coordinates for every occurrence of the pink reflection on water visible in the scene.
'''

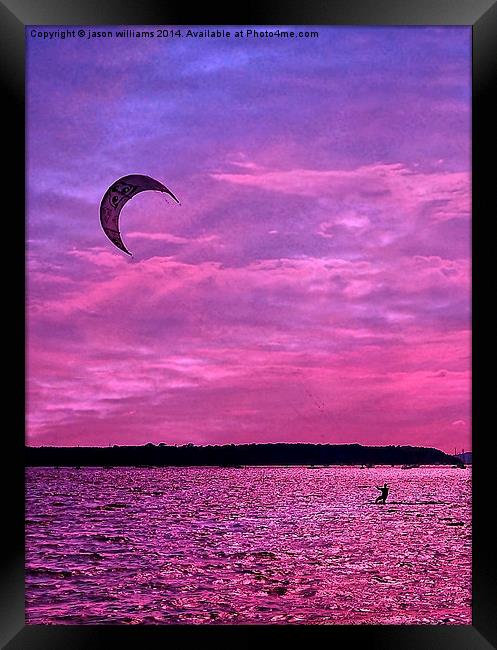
[25,466,471,624]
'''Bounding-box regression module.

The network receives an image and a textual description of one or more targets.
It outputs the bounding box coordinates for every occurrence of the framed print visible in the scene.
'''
[1,0,496,647]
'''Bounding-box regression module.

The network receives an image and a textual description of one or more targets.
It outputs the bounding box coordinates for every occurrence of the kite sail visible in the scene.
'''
[99,174,180,255]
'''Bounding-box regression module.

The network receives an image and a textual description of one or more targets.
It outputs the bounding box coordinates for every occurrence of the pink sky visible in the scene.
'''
[27,27,471,452]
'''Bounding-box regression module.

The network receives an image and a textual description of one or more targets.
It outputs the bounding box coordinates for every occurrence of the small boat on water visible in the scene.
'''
[401,463,420,469]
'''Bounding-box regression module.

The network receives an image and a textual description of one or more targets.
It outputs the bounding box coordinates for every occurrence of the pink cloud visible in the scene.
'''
[212,162,470,223]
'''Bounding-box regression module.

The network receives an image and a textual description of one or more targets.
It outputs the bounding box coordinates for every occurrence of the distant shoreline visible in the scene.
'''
[25,443,465,467]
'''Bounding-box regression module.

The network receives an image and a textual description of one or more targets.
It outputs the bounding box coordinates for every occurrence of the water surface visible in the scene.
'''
[26,466,471,624]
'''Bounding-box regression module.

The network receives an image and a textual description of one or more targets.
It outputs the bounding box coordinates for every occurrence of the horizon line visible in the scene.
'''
[25,442,471,452]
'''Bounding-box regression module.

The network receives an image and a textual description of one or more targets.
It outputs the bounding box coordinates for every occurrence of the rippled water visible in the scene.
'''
[25,466,471,624]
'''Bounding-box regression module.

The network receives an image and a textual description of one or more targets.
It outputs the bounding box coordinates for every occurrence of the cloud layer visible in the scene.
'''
[27,27,471,451]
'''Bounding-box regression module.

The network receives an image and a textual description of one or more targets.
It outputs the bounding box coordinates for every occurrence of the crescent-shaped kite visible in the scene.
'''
[100,174,180,256]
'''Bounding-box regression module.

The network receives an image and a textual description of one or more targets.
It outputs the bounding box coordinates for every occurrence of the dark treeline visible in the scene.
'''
[25,443,463,467]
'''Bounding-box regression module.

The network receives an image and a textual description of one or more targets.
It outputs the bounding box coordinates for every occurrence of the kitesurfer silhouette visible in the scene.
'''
[375,483,389,504]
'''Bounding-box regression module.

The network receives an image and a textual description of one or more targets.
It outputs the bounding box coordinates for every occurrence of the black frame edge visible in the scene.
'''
[3,0,496,647]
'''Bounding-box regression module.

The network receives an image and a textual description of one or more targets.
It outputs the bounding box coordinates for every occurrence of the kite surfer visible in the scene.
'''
[375,483,389,504]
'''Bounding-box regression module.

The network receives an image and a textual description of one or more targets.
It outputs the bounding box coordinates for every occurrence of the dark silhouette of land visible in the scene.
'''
[455,451,472,465]
[25,443,464,467]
